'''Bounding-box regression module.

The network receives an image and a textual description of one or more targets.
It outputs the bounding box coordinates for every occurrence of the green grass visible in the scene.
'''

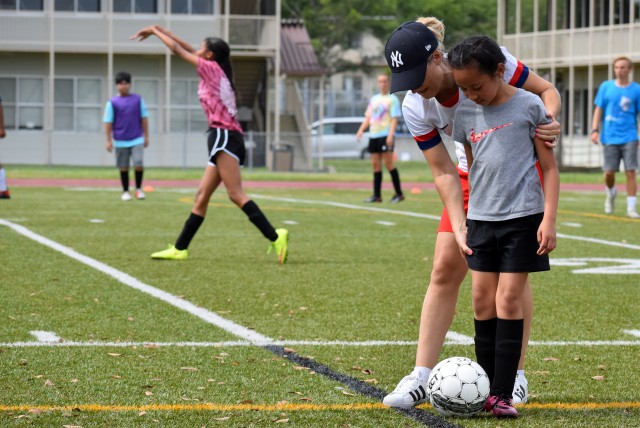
[1,169,639,427]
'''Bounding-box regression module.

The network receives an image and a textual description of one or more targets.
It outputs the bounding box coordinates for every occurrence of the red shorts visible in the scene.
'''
[437,168,469,233]
[437,162,543,233]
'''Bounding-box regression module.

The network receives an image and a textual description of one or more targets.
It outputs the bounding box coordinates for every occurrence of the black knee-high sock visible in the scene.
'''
[474,318,497,385]
[373,171,382,197]
[389,168,403,195]
[135,169,144,189]
[120,170,129,192]
[492,318,523,398]
[242,200,278,241]
[175,213,204,250]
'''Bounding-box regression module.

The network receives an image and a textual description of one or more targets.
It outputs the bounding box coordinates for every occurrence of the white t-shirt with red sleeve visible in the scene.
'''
[402,47,530,173]
[196,58,243,133]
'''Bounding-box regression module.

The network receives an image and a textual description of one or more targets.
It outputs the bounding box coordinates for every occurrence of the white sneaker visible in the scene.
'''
[627,209,639,219]
[512,374,529,404]
[121,191,132,201]
[382,372,429,409]
[604,188,617,214]
[135,189,146,200]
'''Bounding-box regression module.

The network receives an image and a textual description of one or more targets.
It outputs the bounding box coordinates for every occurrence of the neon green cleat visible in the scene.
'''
[268,228,289,264]
[151,245,188,260]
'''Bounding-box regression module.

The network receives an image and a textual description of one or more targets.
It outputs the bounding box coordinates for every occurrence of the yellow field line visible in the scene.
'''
[558,209,640,222]
[2,402,640,413]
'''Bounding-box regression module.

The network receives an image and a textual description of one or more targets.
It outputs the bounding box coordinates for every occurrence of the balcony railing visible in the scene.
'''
[0,13,278,53]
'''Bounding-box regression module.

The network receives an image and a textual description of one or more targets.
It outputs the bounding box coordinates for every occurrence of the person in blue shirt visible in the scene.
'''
[591,56,640,218]
[356,74,405,203]
[103,71,150,201]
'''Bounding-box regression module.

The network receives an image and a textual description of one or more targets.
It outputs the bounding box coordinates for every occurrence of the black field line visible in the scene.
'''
[265,345,462,428]
[1,219,458,428]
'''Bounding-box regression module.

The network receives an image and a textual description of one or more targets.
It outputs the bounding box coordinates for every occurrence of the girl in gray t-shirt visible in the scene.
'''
[449,35,560,418]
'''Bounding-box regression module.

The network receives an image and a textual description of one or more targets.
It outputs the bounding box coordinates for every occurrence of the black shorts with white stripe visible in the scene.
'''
[207,127,246,166]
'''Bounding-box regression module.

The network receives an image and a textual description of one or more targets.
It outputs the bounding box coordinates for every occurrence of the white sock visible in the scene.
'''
[413,366,431,383]
[516,369,527,383]
[0,168,7,191]
[627,196,637,211]
[606,186,616,196]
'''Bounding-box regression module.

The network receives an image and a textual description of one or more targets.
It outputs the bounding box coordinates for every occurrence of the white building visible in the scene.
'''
[0,0,283,168]
[497,0,640,169]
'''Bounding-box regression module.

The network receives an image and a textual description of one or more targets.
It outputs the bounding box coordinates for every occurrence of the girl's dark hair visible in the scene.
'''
[205,37,235,91]
[448,36,506,75]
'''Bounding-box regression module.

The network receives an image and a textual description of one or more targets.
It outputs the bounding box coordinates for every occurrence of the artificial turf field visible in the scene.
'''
[1,179,639,427]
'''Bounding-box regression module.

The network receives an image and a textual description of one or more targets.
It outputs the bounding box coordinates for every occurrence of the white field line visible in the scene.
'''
[1,339,640,348]
[249,194,442,221]
[30,331,61,342]
[623,330,640,338]
[0,219,273,345]
[251,194,640,250]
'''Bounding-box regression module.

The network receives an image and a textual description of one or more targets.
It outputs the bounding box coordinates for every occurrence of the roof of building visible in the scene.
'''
[280,19,326,77]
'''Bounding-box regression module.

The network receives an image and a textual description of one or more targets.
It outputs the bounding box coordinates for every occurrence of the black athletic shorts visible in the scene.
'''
[368,136,394,154]
[466,213,549,273]
[207,127,246,166]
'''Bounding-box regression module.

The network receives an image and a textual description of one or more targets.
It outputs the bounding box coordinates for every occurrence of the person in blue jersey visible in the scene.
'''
[591,56,640,218]
[103,71,150,201]
[356,74,405,203]
[381,17,561,411]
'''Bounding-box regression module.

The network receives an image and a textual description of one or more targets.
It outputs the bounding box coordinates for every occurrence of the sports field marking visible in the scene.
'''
[3,338,640,348]
[251,194,640,251]
[3,401,640,413]
[559,208,640,223]
[376,220,396,226]
[0,219,455,428]
[551,258,640,274]
[30,331,60,342]
[0,219,272,345]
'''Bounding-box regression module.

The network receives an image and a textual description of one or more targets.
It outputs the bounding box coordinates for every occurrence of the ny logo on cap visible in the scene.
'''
[389,51,403,68]
[426,44,432,51]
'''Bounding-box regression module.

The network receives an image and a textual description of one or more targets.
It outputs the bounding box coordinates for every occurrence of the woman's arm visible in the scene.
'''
[522,71,561,144]
[131,25,199,67]
[423,143,471,255]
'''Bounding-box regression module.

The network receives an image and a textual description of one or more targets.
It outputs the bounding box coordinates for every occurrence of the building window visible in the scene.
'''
[0,0,44,10]
[614,0,631,24]
[538,0,550,31]
[594,0,611,25]
[170,79,207,132]
[0,77,44,130]
[55,0,100,11]
[131,79,159,132]
[54,77,102,132]
[505,0,517,34]
[170,0,214,14]
[113,0,157,13]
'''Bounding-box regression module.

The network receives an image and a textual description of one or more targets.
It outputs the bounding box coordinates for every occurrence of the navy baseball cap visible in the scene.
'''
[385,21,439,93]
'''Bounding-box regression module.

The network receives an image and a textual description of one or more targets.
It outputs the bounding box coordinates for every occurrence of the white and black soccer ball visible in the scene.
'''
[427,356,490,417]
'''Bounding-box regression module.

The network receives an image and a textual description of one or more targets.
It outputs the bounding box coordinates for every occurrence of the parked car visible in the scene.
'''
[310,117,411,159]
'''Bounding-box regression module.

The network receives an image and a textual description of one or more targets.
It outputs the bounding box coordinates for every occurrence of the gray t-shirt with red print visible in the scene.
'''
[452,89,551,221]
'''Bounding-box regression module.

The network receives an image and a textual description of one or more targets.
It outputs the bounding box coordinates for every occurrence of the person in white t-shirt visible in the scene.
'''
[381,17,561,409]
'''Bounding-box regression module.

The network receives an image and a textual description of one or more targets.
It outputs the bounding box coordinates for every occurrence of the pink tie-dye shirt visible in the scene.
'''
[196,57,243,133]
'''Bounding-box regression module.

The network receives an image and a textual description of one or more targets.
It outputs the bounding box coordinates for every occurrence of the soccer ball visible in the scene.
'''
[427,356,490,417]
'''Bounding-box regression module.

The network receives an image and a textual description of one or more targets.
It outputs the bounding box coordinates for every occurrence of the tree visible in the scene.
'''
[283,0,497,72]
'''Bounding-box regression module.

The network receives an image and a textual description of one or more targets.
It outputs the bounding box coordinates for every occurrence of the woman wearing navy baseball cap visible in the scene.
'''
[381,17,561,411]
